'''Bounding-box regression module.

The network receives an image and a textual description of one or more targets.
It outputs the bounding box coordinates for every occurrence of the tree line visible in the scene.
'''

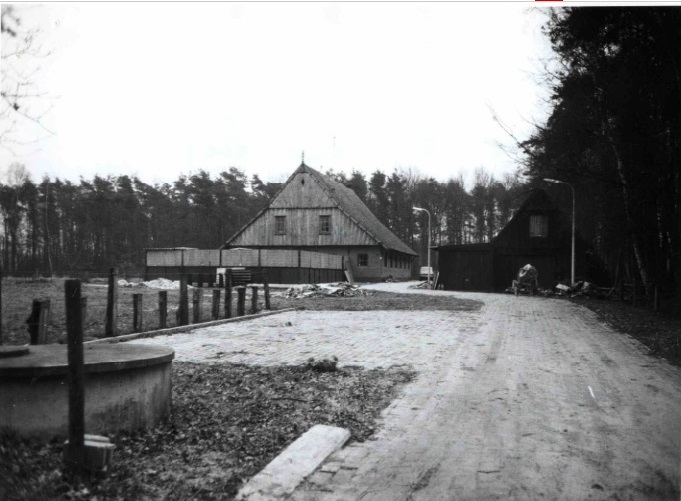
[521,7,680,311]
[0,164,524,276]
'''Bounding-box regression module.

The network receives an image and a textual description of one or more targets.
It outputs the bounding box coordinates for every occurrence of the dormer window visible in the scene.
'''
[529,214,548,238]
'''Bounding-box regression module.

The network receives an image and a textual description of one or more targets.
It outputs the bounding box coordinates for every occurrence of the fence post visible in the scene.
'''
[263,270,271,310]
[187,273,193,287]
[236,286,246,316]
[250,286,259,314]
[159,291,167,329]
[105,267,118,338]
[193,288,203,324]
[81,297,87,329]
[654,284,659,312]
[218,273,224,288]
[179,274,189,326]
[133,294,143,333]
[27,299,51,345]
[198,273,204,288]
[225,270,233,319]
[64,280,85,476]
[212,289,220,320]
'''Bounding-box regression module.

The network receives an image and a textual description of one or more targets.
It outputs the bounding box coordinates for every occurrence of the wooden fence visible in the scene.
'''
[18,268,272,347]
[145,248,345,284]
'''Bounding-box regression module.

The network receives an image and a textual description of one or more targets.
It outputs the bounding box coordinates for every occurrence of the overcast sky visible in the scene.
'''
[1,2,555,187]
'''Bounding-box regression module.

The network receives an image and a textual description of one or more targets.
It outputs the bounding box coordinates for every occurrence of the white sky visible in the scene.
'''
[1,2,555,187]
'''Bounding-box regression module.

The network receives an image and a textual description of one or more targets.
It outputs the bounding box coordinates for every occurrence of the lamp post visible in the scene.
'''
[413,207,431,286]
[543,179,575,287]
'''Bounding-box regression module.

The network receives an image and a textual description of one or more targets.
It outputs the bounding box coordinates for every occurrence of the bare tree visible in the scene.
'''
[1,4,54,151]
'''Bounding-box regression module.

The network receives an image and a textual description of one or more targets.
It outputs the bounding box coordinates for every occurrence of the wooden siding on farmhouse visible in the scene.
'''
[269,170,331,208]
[223,164,417,282]
[229,207,376,247]
[229,169,380,248]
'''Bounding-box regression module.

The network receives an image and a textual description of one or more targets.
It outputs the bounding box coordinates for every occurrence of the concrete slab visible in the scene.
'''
[0,344,174,437]
[236,425,350,501]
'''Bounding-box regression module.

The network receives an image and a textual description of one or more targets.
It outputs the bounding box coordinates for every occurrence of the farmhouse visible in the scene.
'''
[436,189,579,291]
[222,162,418,282]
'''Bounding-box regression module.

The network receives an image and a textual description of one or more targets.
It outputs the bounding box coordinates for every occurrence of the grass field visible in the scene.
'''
[0,278,482,346]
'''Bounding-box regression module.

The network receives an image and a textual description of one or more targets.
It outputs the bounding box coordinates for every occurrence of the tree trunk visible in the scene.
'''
[605,130,654,297]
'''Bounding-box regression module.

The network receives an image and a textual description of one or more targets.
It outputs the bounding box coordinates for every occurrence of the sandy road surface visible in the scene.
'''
[291,285,681,501]
[131,283,680,500]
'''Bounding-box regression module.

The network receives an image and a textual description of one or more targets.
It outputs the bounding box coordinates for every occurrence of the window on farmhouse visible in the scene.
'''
[275,216,286,235]
[358,253,368,267]
[319,215,331,234]
[529,214,549,238]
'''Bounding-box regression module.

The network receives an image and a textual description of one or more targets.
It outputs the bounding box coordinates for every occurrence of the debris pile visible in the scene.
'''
[306,356,339,372]
[411,281,433,290]
[117,279,140,288]
[284,282,370,299]
[558,281,611,299]
[143,278,184,290]
[505,280,610,299]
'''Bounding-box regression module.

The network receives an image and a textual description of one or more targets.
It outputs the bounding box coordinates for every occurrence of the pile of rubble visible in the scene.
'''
[557,281,611,298]
[410,281,433,290]
[284,282,370,299]
[505,280,610,298]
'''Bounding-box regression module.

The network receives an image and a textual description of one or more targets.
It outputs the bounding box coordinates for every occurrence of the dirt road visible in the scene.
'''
[291,286,681,501]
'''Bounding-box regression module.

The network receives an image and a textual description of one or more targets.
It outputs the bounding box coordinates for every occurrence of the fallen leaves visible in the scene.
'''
[0,362,415,501]
[571,297,681,366]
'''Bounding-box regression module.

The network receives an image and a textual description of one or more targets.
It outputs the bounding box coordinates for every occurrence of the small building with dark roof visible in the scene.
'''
[222,163,418,282]
[435,189,577,291]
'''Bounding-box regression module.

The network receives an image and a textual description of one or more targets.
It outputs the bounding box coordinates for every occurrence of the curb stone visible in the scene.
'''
[236,425,351,501]
[85,308,300,345]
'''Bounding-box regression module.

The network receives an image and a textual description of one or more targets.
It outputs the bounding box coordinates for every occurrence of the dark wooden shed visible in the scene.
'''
[436,190,574,292]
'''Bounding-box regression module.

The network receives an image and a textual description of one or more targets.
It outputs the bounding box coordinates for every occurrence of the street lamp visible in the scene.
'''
[413,207,431,286]
[543,179,575,287]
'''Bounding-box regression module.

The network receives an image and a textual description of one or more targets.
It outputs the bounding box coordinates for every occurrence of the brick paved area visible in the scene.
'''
[128,308,481,370]
[129,284,681,500]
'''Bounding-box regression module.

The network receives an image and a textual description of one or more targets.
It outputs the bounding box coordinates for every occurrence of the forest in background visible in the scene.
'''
[521,7,681,312]
[0,164,524,277]
[2,6,680,310]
